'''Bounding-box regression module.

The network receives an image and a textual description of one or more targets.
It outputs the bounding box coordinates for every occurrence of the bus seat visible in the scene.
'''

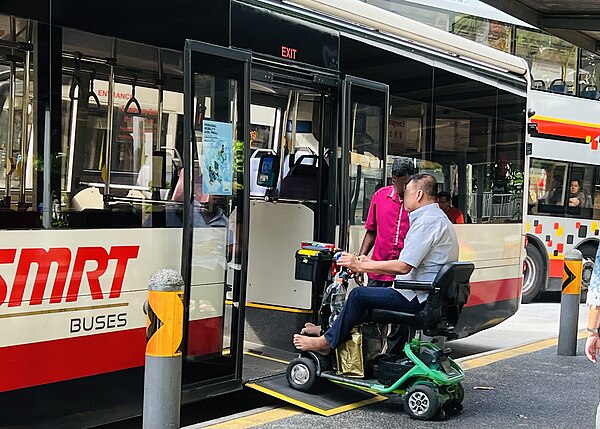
[549,79,566,93]
[279,154,319,201]
[532,80,546,90]
[72,187,104,211]
[581,85,599,100]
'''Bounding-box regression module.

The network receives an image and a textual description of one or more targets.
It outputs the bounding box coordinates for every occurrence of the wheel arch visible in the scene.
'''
[526,234,549,290]
[575,238,599,255]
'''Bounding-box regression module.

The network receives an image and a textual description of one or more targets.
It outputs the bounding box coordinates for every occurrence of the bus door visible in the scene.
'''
[241,67,339,356]
[181,40,251,400]
[340,76,389,252]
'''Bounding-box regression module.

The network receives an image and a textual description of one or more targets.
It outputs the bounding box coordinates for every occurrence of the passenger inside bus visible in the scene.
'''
[437,191,465,224]
[293,174,459,355]
[568,179,588,208]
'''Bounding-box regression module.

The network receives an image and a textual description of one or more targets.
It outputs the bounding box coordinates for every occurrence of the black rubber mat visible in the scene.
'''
[246,373,387,416]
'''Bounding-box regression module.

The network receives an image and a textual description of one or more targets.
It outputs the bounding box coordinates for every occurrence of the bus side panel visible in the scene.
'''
[0,228,224,392]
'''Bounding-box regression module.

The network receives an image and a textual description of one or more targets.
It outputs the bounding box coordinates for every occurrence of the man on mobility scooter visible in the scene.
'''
[288,173,474,420]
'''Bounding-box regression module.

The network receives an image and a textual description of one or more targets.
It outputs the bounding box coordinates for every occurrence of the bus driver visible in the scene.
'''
[293,174,459,355]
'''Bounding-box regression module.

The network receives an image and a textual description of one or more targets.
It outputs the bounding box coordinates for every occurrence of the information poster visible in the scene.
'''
[202,120,233,195]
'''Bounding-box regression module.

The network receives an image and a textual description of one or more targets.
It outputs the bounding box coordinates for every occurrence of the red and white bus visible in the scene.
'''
[523,89,600,302]
[0,0,528,426]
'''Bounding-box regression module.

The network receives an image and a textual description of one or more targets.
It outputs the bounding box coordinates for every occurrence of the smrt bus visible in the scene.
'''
[524,89,600,302]
[0,0,529,427]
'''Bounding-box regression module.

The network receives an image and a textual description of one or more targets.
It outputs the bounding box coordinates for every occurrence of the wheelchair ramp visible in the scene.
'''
[246,373,387,416]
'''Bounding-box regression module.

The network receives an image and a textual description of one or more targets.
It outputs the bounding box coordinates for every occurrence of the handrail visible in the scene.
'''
[87,70,101,110]
[124,78,142,115]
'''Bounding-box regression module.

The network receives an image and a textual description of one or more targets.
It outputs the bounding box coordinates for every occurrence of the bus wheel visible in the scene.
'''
[579,243,597,303]
[522,243,544,304]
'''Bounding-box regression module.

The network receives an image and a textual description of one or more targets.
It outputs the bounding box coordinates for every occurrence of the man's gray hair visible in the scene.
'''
[391,157,415,178]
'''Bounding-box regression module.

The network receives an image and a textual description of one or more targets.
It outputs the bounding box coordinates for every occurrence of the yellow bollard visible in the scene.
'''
[558,249,583,356]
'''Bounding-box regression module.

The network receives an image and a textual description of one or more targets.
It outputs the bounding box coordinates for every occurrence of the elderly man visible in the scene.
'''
[293,173,459,355]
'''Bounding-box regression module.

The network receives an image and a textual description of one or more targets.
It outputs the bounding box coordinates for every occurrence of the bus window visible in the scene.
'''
[431,71,525,224]
[58,29,184,229]
[529,159,568,216]
[349,89,385,225]
[0,18,39,228]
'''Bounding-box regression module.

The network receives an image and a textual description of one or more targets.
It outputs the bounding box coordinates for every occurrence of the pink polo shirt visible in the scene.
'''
[364,185,410,282]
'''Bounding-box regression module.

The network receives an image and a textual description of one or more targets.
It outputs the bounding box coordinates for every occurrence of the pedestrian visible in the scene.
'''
[359,157,414,287]
[585,246,600,428]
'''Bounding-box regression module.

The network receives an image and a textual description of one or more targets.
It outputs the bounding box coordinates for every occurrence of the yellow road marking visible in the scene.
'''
[244,350,290,364]
[202,405,300,428]
[459,330,587,370]
[208,331,588,428]
[225,300,313,314]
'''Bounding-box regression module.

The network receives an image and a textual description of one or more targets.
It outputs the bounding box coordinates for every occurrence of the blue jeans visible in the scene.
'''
[323,286,425,350]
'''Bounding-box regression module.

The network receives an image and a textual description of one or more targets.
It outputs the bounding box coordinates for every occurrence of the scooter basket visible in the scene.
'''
[373,355,415,386]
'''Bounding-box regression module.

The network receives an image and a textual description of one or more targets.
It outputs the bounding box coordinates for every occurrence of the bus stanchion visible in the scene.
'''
[557,249,583,356]
[142,269,185,429]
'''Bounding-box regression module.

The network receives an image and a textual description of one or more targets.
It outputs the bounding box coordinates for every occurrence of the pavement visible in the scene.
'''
[190,300,599,429]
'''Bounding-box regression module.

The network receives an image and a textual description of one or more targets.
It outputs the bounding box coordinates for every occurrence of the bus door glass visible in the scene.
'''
[182,40,250,393]
[340,76,388,251]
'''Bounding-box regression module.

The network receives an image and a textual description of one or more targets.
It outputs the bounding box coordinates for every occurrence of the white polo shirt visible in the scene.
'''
[395,202,460,303]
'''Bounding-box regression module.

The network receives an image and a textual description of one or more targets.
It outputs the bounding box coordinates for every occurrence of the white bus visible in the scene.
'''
[0,0,528,426]
[523,89,600,302]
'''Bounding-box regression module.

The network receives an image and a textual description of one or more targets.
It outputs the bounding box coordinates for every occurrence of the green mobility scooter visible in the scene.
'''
[287,243,474,420]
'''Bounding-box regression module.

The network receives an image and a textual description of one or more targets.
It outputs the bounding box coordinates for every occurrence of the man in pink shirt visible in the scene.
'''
[359,157,414,287]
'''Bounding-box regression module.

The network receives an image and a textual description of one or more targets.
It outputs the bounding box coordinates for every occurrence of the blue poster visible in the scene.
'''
[202,120,233,195]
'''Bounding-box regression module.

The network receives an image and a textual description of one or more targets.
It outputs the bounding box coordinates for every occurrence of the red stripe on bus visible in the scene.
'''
[0,316,223,392]
[465,277,522,307]
[549,258,564,278]
[532,118,600,141]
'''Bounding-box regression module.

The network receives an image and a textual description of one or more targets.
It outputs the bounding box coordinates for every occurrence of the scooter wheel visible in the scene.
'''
[286,357,318,392]
[403,385,440,420]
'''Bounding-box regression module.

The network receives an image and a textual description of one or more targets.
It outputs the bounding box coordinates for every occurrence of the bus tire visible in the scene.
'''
[522,243,544,304]
[579,243,597,303]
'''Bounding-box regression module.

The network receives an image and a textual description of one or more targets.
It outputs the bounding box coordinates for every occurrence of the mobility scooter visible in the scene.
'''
[288,242,474,420]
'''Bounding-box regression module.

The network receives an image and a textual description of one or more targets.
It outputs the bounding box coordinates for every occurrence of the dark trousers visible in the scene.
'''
[323,286,425,350]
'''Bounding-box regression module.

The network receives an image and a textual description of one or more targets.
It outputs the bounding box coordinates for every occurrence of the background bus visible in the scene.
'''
[523,89,600,302]
[0,0,528,427]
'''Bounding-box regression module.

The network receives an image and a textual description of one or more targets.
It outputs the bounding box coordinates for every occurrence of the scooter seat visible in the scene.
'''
[366,309,422,326]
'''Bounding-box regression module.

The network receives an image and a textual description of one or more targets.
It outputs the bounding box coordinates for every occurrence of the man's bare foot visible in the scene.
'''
[300,322,322,336]
[293,334,331,355]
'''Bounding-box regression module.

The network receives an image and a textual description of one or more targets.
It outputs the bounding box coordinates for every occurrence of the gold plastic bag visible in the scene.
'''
[335,327,364,377]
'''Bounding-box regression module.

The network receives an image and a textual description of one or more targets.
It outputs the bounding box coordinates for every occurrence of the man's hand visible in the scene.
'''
[337,252,362,272]
[585,334,600,364]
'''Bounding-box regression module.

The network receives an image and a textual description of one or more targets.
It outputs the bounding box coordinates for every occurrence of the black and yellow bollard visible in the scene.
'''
[557,249,583,356]
[142,269,184,429]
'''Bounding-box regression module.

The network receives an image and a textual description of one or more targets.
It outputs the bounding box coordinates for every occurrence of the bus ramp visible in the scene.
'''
[247,374,386,416]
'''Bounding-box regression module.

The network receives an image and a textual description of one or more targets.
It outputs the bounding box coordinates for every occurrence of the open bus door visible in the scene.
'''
[340,76,389,251]
[181,40,251,400]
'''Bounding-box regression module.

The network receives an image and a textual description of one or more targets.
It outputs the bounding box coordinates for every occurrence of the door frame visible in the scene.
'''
[339,75,389,249]
[182,39,251,396]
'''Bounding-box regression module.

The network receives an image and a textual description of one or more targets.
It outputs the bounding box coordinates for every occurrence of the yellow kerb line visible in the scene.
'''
[208,331,588,428]
[202,405,300,429]
[459,330,587,370]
